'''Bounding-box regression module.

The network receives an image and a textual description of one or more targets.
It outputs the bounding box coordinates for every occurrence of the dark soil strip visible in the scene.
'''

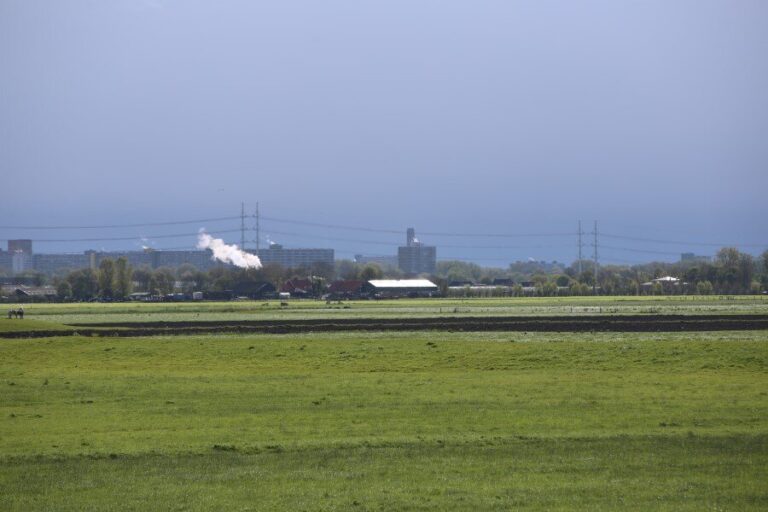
[72,314,768,330]
[2,315,768,338]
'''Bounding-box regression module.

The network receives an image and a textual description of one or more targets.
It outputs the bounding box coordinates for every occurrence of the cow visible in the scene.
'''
[7,308,24,319]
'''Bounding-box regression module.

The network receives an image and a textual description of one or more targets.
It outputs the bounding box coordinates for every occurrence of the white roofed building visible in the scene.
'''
[363,279,439,298]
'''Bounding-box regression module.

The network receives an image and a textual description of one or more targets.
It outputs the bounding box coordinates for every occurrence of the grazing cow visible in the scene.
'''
[7,308,24,319]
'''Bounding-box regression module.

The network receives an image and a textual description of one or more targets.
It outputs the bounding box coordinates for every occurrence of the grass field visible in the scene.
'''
[1,321,767,510]
[5,295,768,325]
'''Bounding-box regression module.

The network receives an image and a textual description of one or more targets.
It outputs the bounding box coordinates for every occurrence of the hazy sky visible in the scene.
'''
[1,1,766,264]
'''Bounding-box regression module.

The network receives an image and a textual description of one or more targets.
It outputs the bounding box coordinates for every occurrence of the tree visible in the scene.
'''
[67,269,98,301]
[360,263,383,281]
[114,257,132,300]
[335,260,360,280]
[132,266,152,292]
[761,250,768,291]
[150,267,176,295]
[697,280,713,295]
[310,261,335,280]
[98,258,116,299]
[17,271,46,286]
[177,264,206,293]
[570,282,590,296]
[714,247,753,293]
[176,263,198,282]
[56,280,72,301]
[437,261,483,282]
[260,263,286,290]
[538,281,557,297]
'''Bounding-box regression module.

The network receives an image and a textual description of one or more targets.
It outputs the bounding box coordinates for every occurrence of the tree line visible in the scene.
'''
[438,248,768,296]
[3,247,766,301]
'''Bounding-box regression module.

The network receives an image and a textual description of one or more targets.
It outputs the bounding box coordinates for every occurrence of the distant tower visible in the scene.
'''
[399,228,435,275]
[8,239,33,255]
[406,228,416,247]
[8,240,33,275]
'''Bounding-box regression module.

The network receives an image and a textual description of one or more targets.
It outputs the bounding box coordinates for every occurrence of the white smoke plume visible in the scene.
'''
[197,231,262,269]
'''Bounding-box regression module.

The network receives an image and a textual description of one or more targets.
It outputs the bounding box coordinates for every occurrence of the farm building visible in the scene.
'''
[1,285,57,299]
[363,279,439,298]
[232,281,276,299]
[281,278,315,297]
[326,280,366,299]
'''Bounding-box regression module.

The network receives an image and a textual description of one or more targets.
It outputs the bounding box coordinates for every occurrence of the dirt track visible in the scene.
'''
[3,314,768,338]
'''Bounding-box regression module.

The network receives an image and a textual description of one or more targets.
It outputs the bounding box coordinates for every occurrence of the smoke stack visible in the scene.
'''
[197,231,262,269]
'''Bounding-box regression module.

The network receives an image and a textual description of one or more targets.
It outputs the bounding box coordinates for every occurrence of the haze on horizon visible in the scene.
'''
[1,0,766,265]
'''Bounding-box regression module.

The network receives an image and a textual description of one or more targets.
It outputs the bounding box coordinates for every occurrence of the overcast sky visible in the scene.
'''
[1,1,766,264]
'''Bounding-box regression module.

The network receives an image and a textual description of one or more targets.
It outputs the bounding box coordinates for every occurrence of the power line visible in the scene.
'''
[260,215,402,235]
[0,229,240,243]
[261,226,573,250]
[0,216,241,230]
[599,245,687,256]
[420,231,573,238]
[600,232,766,248]
[263,229,398,247]
[260,215,571,238]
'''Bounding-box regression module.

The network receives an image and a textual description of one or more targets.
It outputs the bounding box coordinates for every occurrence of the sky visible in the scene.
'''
[1,0,766,266]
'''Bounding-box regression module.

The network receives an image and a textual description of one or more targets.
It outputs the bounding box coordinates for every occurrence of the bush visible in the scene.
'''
[697,280,714,296]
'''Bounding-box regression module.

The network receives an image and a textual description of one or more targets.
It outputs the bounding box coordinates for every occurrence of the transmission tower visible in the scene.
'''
[592,220,599,295]
[240,202,246,249]
[577,220,583,276]
[255,202,260,253]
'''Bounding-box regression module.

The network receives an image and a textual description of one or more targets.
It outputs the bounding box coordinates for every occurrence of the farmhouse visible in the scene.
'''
[363,279,439,298]
[281,278,315,297]
[232,281,276,299]
[1,285,57,299]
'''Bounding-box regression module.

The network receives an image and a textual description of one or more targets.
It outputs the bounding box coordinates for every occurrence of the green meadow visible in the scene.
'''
[1,325,767,510]
[7,294,768,325]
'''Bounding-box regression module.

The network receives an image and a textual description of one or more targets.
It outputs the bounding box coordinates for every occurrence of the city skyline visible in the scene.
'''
[2,1,766,266]
[0,209,761,269]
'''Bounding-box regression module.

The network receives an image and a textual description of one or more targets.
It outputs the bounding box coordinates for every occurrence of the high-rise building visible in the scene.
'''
[398,228,436,275]
[7,240,33,274]
[256,244,334,268]
[8,239,33,255]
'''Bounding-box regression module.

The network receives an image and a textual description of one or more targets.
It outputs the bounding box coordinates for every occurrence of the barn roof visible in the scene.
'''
[328,280,365,293]
[367,279,437,289]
